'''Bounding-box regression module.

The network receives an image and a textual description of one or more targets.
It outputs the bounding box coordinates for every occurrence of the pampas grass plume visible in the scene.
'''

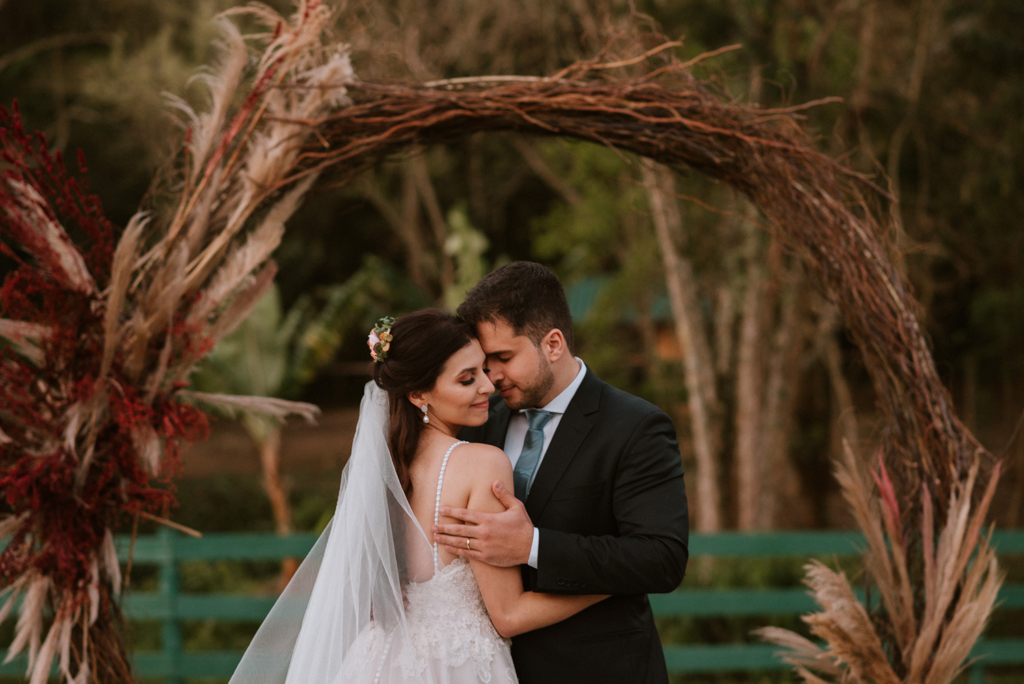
[760,443,1003,684]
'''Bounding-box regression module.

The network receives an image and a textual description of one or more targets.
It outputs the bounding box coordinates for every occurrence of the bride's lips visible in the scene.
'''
[471,400,489,410]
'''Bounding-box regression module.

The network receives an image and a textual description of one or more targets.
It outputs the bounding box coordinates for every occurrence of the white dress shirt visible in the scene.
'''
[503,358,587,568]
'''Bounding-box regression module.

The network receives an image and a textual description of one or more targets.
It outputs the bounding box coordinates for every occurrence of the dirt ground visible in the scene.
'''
[179,408,360,477]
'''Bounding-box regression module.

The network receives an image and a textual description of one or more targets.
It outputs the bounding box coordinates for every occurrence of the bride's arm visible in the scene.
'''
[460,447,608,638]
[474,564,607,638]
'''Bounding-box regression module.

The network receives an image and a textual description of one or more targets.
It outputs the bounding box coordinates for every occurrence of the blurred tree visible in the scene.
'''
[642,159,724,532]
[442,204,491,311]
[2,0,1021,528]
[0,0,275,223]
[191,261,391,583]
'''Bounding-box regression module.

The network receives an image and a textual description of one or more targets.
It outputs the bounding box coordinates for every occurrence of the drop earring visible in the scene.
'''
[421,404,429,424]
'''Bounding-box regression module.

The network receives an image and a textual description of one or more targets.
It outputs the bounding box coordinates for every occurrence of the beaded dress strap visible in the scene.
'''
[432,440,468,572]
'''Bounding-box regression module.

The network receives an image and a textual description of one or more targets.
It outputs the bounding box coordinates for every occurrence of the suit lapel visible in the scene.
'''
[483,396,512,448]
[524,371,602,519]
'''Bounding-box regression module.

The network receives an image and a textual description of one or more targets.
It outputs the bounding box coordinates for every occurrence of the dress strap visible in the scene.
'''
[432,440,468,571]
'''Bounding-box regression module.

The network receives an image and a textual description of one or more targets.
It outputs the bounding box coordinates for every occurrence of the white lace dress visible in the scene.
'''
[339,442,518,684]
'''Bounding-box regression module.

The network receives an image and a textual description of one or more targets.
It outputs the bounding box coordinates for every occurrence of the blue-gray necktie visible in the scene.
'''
[513,409,554,501]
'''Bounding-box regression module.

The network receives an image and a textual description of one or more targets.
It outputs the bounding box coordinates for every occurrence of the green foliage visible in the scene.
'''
[531,141,639,273]
[191,258,411,440]
[0,0,1019,533]
[970,286,1024,380]
[194,285,292,399]
[528,140,689,404]
[283,264,392,396]
[443,204,490,311]
[1,0,1021,679]
[0,0,273,223]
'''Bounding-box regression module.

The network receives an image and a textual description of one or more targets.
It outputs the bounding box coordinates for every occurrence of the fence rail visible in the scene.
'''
[2,530,1022,682]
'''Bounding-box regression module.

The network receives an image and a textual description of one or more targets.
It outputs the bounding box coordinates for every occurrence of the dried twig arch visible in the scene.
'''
[0,5,999,680]
[294,76,987,513]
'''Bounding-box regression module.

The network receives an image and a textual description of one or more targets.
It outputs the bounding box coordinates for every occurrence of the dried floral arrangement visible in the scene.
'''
[0,2,344,682]
[757,444,1002,683]
[0,104,194,684]
[0,1,1002,683]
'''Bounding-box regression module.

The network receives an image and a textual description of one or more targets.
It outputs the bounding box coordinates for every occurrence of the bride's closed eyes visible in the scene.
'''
[460,367,494,386]
[457,366,485,386]
[416,340,494,431]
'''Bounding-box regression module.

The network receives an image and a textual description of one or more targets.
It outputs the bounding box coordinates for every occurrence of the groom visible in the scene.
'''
[434,261,689,684]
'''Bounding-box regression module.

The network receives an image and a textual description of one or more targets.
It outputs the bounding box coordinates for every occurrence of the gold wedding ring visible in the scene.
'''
[466,538,471,550]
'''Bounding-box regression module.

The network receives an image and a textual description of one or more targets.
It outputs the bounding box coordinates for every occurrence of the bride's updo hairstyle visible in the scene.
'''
[372,308,476,493]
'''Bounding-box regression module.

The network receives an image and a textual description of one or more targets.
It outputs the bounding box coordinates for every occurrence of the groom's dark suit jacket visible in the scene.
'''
[460,369,689,684]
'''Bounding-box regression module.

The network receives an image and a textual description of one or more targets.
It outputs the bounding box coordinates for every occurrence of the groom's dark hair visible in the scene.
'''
[457,261,574,353]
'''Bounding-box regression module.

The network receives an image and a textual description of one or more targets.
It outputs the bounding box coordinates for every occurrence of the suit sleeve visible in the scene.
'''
[532,410,689,595]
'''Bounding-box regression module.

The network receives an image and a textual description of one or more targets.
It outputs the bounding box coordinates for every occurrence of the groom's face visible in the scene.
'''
[476,318,555,411]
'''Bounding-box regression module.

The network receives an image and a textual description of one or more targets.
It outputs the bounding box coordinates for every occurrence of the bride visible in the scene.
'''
[228,309,606,684]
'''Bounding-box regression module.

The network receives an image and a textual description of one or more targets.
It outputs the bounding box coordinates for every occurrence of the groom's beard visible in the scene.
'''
[501,357,555,410]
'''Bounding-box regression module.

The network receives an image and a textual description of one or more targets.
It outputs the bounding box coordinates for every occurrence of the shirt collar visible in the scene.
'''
[521,357,587,416]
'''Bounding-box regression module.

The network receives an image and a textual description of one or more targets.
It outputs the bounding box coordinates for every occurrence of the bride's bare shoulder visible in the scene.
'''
[451,442,512,481]
[449,443,512,511]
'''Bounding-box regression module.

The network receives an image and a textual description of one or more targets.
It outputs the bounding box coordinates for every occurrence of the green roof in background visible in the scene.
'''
[566,277,672,324]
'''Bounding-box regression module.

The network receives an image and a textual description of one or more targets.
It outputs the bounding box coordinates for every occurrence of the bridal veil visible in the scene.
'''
[228,381,434,684]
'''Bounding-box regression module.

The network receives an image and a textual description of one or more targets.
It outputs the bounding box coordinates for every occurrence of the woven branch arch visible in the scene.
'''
[287,76,985,514]
[0,5,999,679]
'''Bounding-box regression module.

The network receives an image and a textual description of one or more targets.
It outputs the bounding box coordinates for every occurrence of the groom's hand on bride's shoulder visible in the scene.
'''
[434,481,533,567]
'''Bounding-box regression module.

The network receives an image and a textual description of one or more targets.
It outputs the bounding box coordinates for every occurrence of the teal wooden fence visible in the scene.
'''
[2,529,1022,682]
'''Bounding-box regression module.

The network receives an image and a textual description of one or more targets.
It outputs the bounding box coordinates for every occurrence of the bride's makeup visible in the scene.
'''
[417,339,494,433]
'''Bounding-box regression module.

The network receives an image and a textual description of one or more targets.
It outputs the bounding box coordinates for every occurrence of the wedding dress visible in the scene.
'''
[340,440,516,684]
[227,383,517,684]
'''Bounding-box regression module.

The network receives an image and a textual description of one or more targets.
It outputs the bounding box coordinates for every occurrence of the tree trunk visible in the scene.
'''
[834,0,878,160]
[258,427,298,588]
[758,267,807,528]
[734,216,769,530]
[818,303,859,451]
[886,0,949,201]
[467,135,488,231]
[713,284,735,379]
[962,353,977,432]
[733,66,770,531]
[408,152,455,295]
[851,0,878,115]
[642,159,723,532]
[359,172,430,291]
[401,161,431,288]
[1007,425,1024,528]
[512,137,583,206]
[636,294,668,396]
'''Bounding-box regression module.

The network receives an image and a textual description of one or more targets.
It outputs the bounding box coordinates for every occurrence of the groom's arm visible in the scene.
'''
[437,410,689,595]
[532,410,689,595]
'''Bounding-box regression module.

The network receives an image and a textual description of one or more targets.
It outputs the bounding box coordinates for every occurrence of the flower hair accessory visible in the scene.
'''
[368,316,395,362]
